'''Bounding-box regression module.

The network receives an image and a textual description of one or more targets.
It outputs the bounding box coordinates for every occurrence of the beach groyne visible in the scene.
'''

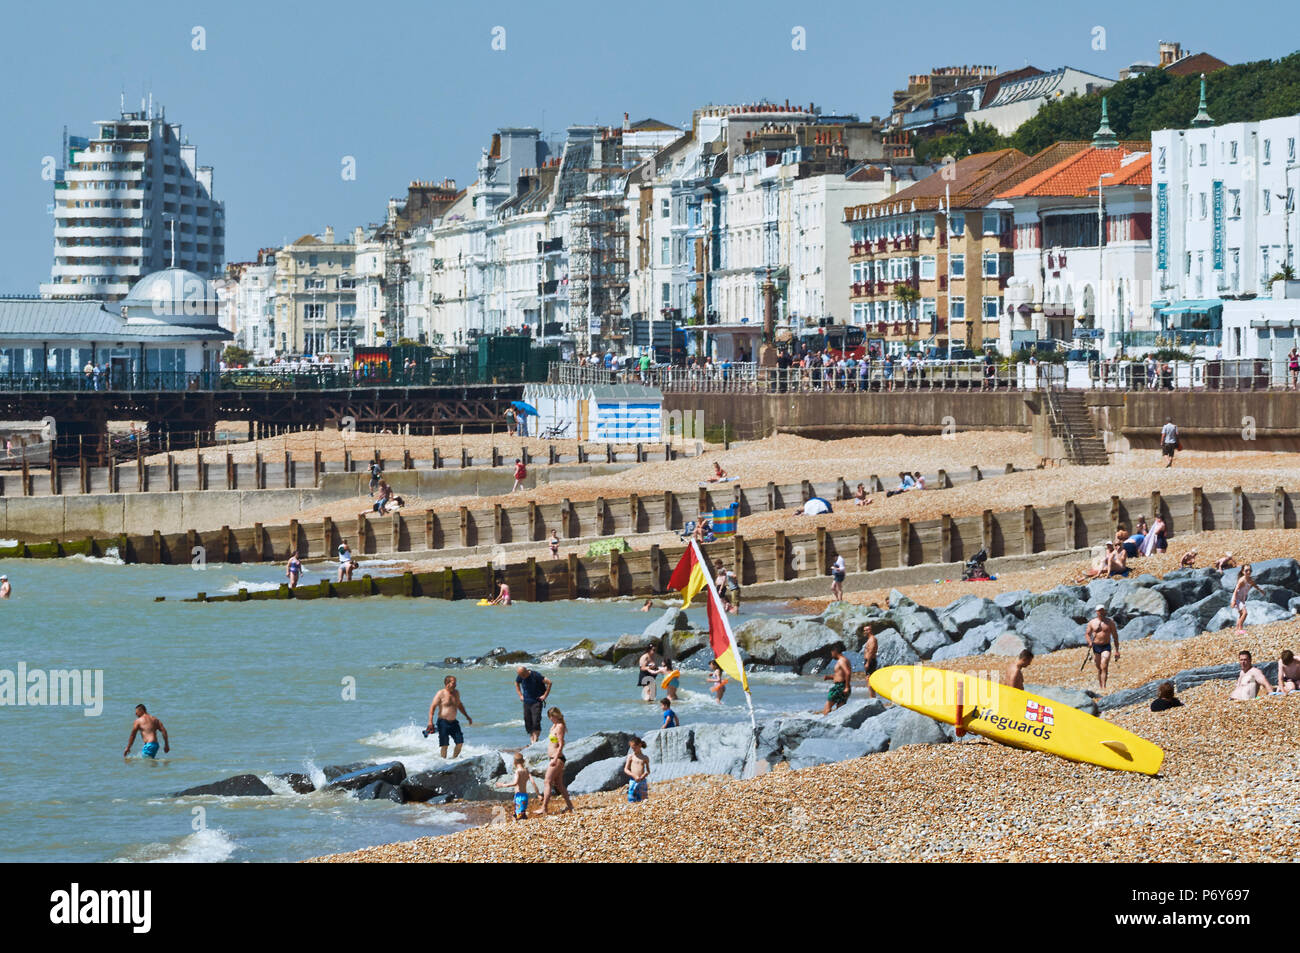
[177,484,1297,604]
[0,460,635,538]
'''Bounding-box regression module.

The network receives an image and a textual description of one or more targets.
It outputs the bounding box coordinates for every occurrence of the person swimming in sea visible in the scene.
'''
[706,660,729,703]
[124,703,170,759]
[286,551,303,589]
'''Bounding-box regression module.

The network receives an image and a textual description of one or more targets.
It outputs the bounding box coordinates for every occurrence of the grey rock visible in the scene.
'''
[327,761,407,792]
[735,617,842,666]
[1020,587,1090,622]
[993,590,1032,616]
[1152,616,1203,641]
[569,756,630,795]
[611,631,655,662]
[1208,600,1294,630]
[590,640,616,661]
[1118,615,1163,641]
[937,595,1008,638]
[643,725,695,764]
[1151,575,1219,609]
[1085,577,1129,608]
[353,780,406,803]
[1131,573,1160,587]
[987,631,1029,656]
[1246,558,1300,591]
[801,656,831,676]
[669,629,708,659]
[874,628,921,667]
[887,588,914,609]
[691,722,756,776]
[641,607,693,645]
[479,647,536,667]
[891,602,948,649]
[885,708,952,747]
[785,722,890,770]
[1016,605,1085,653]
[274,772,315,794]
[536,646,609,668]
[1259,584,1297,608]
[173,774,276,798]
[1114,585,1169,621]
[823,697,887,730]
[931,619,1014,660]
[401,752,509,802]
[1170,590,1231,629]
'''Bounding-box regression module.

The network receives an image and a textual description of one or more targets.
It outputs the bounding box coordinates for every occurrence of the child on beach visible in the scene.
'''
[495,752,539,820]
[660,697,679,729]
[660,661,681,702]
[1230,564,1264,634]
[707,660,728,703]
[623,736,650,803]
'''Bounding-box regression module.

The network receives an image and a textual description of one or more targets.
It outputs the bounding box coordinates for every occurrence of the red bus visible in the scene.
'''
[798,325,867,360]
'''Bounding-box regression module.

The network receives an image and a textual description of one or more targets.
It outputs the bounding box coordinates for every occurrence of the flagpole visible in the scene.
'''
[688,539,760,774]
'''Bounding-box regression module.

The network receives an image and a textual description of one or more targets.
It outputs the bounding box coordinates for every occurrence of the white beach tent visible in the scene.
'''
[523,382,663,443]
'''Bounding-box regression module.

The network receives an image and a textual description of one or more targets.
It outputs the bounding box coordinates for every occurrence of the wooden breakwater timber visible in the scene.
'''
[0,464,1010,567]
[182,485,1290,604]
[0,440,687,499]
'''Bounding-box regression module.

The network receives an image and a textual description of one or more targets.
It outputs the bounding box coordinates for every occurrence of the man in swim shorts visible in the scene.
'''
[425,675,472,759]
[860,624,879,697]
[1084,605,1120,691]
[124,703,170,759]
[821,643,852,714]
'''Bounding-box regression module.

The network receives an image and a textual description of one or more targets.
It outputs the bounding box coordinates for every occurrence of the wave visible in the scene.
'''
[0,539,17,549]
[67,548,125,566]
[218,580,282,593]
[359,724,505,772]
[114,827,238,863]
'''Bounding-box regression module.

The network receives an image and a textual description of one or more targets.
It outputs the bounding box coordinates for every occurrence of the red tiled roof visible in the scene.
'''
[1164,52,1230,77]
[997,141,1152,198]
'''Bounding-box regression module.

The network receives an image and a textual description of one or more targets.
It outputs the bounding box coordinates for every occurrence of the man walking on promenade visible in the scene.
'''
[1160,418,1179,468]
[1084,606,1120,691]
[821,643,852,714]
[515,665,552,743]
[124,704,170,759]
[425,675,472,759]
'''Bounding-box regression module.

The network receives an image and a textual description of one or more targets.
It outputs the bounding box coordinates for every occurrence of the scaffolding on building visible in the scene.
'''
[570,154,632,353]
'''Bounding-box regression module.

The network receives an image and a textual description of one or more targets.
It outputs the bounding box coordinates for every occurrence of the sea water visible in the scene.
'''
[0,556,823,862]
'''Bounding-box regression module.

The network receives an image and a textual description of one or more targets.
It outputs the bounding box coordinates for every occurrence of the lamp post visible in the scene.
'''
[1284,163,1299,273]
[1097,172,1115,352]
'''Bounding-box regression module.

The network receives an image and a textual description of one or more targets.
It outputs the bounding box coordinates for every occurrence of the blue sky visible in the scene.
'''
[2,0,1296,292]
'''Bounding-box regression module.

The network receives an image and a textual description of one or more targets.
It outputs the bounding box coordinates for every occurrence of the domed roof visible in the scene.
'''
[122,268,221,325]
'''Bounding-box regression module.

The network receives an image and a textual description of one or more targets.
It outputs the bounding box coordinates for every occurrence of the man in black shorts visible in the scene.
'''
[861,624,879,697]
[515,665,552,743]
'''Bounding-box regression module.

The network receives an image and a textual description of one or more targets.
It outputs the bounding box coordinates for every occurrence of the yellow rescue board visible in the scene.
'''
[868,665,1164,776]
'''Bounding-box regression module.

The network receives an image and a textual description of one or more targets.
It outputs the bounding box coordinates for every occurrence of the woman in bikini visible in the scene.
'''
[540,707,574,815]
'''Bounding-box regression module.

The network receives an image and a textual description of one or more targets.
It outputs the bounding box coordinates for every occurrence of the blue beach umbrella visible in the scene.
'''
[510,400,539,416]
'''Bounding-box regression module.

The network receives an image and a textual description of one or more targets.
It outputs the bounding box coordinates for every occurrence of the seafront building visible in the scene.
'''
[843,143,1084,354]
[1152,80,1300,359]
[998,105,1153,355]
[0,267,232,380]
[273,228,360,356]
[41,101,224,301]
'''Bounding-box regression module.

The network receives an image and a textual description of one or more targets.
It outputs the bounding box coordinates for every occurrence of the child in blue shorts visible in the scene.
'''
[495,752,538,820]
[624,736,650,803]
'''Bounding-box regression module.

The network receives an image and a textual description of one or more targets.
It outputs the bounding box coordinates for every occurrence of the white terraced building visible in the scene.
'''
[41,102,224,301]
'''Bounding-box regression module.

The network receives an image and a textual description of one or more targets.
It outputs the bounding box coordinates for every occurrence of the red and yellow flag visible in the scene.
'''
[667,541,750,692]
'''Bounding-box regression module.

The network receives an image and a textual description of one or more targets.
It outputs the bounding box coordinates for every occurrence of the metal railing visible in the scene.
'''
[549,358,1300,394]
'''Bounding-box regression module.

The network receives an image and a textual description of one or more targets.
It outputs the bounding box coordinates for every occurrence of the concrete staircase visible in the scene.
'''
[1046,391,1109,465]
